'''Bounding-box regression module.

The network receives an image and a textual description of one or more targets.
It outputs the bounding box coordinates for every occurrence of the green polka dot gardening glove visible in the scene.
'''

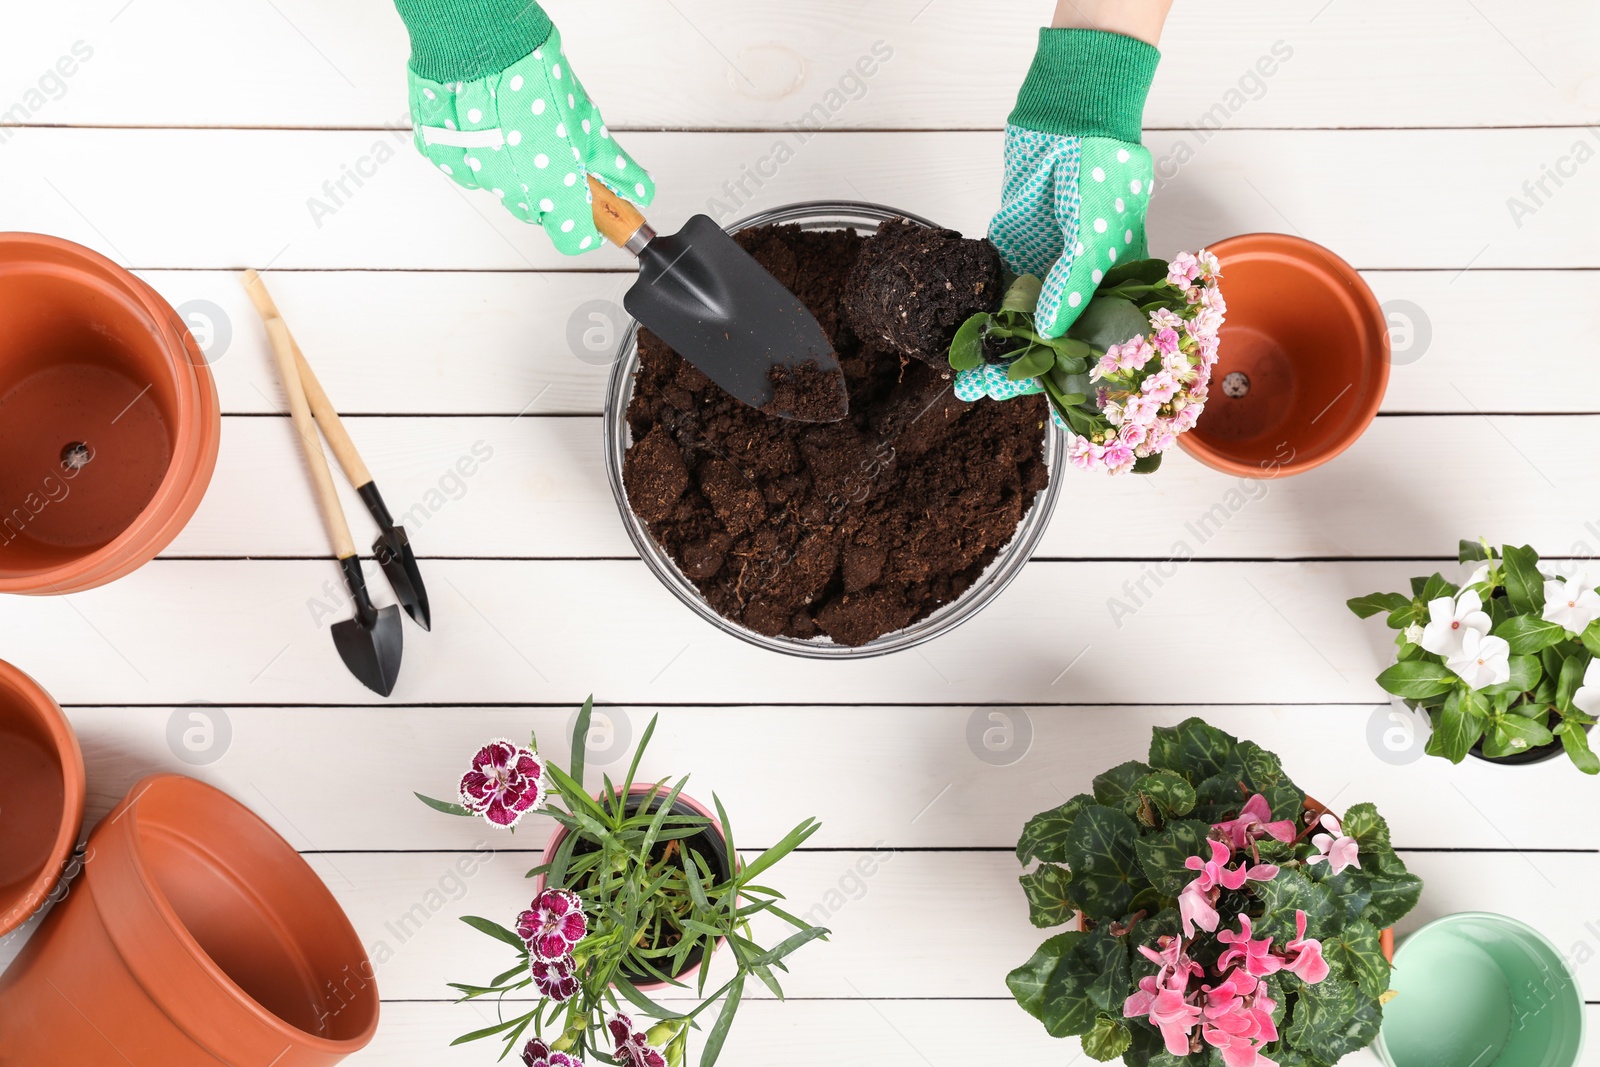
[394,0,654,255]
[956,29,1160,405]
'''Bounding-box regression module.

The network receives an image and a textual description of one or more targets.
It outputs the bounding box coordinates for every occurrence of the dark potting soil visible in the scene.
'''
[762,360,848,423]
[841,216,1006,366]
[623,222,1049,647]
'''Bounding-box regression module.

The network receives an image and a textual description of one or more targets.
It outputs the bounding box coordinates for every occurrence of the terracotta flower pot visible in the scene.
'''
[1180,233,1389,478]
[534,784,732,991]
[0,233,221,594]
[0,775,378,1066]
[0,658,85,939]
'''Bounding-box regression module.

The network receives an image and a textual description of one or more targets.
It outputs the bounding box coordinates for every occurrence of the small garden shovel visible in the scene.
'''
[588,177,848,421]
[251,282,404,697]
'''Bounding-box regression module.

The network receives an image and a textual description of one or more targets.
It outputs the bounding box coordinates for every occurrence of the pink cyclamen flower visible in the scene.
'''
[517,889,588,962]
[460,739,548,828]
[1282,908,1331,984]
[1212,794,1298,852]
[1305,813,1361,877]
[1179,840,1280,938]
[1216,914,1283,978]
[1124,983,1203,1058]
[1168,252,1202,288]
[1139,935,1205,993]
[608,1014,667,1067]
[531,956,579,1002]
[522,1038,584,1067]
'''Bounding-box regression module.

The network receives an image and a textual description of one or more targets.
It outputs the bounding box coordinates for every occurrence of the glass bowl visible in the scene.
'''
[602,201,1063,659]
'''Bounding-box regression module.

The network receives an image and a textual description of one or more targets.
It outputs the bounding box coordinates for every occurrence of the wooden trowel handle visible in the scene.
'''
[588,175,649,250]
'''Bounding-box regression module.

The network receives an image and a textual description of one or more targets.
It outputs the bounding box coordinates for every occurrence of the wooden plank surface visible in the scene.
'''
[3,0,1593,130]
[5,128,1598,271]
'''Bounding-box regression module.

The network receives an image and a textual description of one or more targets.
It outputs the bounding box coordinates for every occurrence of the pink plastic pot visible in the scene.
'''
[535,784,731,991]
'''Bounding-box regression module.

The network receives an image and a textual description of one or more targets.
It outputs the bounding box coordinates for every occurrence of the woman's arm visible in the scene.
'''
[1050,0,1175,46]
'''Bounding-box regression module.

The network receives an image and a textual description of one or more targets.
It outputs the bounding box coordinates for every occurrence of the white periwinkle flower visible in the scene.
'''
[1542,575,1600,636]
[1572,659,1600,718]
[1420,590,1491,657]
[1446,628,1512,690]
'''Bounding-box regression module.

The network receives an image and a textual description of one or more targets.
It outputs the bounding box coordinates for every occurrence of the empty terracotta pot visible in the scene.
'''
[0,658,85,939]
[0,775,378,1065]
[1180,233,1389,478]
[0,233,221,594]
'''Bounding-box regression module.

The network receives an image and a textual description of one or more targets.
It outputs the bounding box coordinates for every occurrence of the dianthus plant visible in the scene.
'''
[417,699,827,1066]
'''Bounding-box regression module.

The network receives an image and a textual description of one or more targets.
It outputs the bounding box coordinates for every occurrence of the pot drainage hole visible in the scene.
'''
[1221,371,1251,399]
[60,442,94,471]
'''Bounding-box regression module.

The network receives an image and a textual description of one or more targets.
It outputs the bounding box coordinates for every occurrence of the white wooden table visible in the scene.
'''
[3,2,1598,1063]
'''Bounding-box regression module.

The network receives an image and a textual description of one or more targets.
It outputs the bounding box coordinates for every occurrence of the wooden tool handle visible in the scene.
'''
[588,175,648,248]
[242,270,374,487]
[263,316,358,559]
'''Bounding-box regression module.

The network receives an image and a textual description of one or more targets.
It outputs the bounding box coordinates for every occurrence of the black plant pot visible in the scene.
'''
[1468,725,1590,767]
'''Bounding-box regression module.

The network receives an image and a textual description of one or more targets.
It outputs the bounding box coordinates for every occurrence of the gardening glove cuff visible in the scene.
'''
[406,22,655,256]
[1009,28,1159,144]
[394,0,554,83]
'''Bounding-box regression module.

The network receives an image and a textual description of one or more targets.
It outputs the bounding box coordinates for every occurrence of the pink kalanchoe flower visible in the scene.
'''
[460,739,548,828]
[1123,394,1161,426]
[517,889,588,962]
[1120,420,1150,449]
[1305,813,1361,876]
[1154,326,1182,357]
[1216,914,1283,978]
[1167,251,1202,288]
[1198,250,1222,280]
[607,1014,667,1067]
[1102,439,1136,474]
[1142,371,1180,404]
[1151,307,1185,332]
[1282,908,1331,984]
[1212,794,1298,852]
[1067,436,1106,473]
[530,956,579,1002]
[522,1038,584,1067]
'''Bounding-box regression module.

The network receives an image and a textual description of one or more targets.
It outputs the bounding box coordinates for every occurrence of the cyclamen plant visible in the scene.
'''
[417,699,828,1066]
[1350,539,1600,773]
[1010,719,1421,1067]
[948,251,1223,475]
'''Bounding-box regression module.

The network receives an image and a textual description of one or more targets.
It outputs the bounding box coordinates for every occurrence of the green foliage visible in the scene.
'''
[1351,540,1599,773]
[424,699,826,1066]
[1011,721,1419,1066]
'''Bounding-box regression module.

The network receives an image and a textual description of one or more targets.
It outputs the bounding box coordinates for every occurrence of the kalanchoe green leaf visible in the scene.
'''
[1006,343,1057,381]
[1017,793,1095,865]
[1000,273,1044,313]
[1019,864,1076,929]
[1066,295,1149,352]
[1131,452,1163,475]
[947,312,990,372]
[1082,1014,1134,1062]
